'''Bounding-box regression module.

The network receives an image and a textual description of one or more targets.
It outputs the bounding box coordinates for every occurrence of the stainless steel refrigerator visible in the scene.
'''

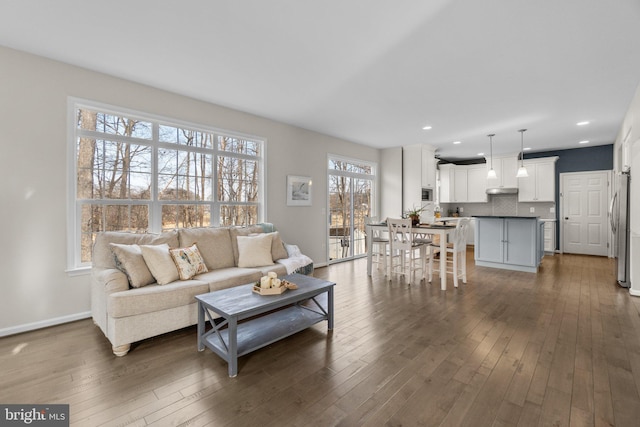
[610,171,631,287]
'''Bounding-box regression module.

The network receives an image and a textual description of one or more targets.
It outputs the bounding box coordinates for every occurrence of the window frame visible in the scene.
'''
[66,98,266,273]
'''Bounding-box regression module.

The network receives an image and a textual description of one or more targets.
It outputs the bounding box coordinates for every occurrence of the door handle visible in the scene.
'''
[564,217,569,220]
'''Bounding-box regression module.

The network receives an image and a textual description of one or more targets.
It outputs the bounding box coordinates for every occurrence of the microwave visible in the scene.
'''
[421,188,433,201]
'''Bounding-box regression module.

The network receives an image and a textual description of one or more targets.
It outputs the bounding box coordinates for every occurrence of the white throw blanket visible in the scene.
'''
[277,244,313,274]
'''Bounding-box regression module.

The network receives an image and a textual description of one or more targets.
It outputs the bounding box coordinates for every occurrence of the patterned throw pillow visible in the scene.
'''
[170,243,209,280]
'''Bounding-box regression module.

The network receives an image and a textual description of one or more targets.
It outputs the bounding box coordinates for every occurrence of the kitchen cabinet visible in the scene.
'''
[467,165,488,202]
[403,144,437,213]
[517,157,558,202]
[542,220,556,253]
[402,144,422,212]
[465,217,476,245]
[454,168,468,202]
[421,146,437,189]
[439,164,454,203]
[439,164,487,203]
[486,155,519,189]
[474,216,543,273]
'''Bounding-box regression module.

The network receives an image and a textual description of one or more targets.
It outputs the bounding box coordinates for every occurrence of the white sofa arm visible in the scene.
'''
[91,267,129,338]
[94,268,130,294]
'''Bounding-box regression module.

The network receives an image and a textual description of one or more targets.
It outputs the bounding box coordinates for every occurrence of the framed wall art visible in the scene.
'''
[286,175,312,206]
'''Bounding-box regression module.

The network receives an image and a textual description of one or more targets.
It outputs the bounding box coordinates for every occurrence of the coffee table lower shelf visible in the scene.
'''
[202,304,327,360]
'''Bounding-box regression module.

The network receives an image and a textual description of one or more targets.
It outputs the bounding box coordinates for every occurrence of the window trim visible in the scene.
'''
[66,97,266,272]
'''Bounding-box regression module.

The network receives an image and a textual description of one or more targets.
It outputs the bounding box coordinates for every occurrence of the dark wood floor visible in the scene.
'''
[3,251,640,426]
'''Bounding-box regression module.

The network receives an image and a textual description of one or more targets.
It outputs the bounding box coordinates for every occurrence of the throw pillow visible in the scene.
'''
[169,244,209,280]
[268,232,289,261]
[237,234,274,268]
[109,243,155,288]
[229,225,265,265]
[140,243,180,285]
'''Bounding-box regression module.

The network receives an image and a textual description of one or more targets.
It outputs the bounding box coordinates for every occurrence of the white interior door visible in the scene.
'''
[561,171,610,256]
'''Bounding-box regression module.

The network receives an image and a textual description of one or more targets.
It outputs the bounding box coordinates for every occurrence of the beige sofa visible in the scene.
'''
[91,225,313,356]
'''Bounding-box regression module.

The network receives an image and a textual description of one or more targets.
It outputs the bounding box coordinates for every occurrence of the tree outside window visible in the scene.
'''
[72,104,263,267]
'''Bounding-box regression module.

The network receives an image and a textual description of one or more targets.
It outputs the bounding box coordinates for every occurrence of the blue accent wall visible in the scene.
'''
[525,144,613,173]
[525,144,613,250]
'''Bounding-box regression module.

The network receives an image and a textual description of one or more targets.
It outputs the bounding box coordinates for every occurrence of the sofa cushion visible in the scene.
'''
[140,244,180,285]
[178,227,235,270]
[93,230,179,269]
[108,279,210,318]
[109,243,155,288]
[237,234,274,268]
[170,244,208,280]
[194,268,263,292]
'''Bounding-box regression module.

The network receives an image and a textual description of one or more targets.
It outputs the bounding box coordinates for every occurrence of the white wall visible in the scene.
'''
[0,45,380,333]
[614,82,640,296]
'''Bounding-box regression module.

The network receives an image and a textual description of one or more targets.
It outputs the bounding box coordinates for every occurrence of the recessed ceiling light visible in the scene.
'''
[579,140,589,144]
[477,152,484,156]
[422,125,432,130]
[453,141,461,145]
[577,121,590,126]
[523,147,531,151]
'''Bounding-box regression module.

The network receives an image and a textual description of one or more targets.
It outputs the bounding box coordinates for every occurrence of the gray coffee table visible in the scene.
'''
[196,273,335,377]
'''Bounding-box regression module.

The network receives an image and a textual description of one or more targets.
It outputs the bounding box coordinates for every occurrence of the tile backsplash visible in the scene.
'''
[440,194,555,219]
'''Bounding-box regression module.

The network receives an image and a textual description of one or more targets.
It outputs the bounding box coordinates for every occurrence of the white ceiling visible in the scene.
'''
[2,0,640,159]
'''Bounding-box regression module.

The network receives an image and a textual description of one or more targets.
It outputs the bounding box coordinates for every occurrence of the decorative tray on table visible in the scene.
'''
[253,284,288,295]
[252,276,298,295]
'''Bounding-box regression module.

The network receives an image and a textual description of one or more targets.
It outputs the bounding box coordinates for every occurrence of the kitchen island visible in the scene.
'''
[474,216,544,273]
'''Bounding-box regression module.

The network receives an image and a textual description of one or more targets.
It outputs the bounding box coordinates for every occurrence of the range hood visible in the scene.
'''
[486,187,518,195]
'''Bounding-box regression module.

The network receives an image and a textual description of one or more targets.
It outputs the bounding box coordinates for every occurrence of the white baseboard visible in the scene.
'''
[0,311,92,337]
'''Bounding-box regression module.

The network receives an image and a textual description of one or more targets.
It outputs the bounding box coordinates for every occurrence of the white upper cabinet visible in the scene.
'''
[421,146,437,189]
[439,163,454,203]
[517,157,558,202]
[453,168,468,202]
[486,155,519,189]
[439,164,487,203]
[467,165,488,202]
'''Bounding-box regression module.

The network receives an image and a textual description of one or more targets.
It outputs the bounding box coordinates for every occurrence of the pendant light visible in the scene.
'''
[487,134,497,179]
[516,129,529,178]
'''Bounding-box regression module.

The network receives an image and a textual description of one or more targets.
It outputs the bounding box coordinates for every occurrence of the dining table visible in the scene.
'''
[365,221,458,290]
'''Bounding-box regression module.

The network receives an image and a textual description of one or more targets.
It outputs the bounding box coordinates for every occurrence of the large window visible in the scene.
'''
[69,100,264,270]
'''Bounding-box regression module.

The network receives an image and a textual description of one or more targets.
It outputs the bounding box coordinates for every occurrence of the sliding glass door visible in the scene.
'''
[328,157,376,263]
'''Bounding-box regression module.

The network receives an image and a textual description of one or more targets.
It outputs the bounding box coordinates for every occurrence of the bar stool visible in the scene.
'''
[428,218,470,287]
[365,216,389,275]
[387,218,427,284]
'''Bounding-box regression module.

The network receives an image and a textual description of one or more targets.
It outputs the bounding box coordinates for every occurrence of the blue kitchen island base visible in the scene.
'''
[474,216,545,273]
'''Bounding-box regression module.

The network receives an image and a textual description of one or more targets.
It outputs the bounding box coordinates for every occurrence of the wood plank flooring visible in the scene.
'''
[3,252,640,426]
